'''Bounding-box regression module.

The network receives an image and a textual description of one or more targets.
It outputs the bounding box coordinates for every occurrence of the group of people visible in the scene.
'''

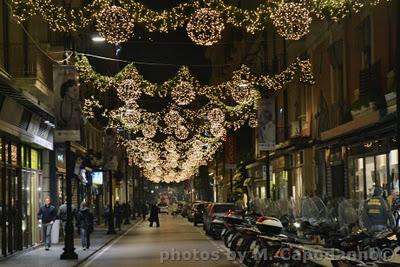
[102,201,131,231]
[37,197,94,251]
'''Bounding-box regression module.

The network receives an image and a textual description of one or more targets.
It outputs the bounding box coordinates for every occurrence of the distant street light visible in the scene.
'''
[92,35,105,42]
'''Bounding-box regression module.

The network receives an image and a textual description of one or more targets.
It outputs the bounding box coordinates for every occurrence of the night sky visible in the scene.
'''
[119,0,212,84]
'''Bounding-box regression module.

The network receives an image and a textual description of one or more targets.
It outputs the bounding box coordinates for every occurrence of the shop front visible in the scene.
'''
[347,136,398,199]
[271,156,289,201]
[0,136,47,256]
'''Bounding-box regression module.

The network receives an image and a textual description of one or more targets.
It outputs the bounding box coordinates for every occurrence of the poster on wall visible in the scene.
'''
[257,96,276,151]
[224,135,236,170]
[53,64,82,142]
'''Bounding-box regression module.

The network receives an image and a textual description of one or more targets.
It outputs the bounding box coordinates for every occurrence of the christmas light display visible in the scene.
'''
[96,5,134,44]
[186,8,225,46]
[270,2,312,40]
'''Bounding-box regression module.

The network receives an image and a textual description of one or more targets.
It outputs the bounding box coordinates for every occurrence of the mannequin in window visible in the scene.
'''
[57,79,82,130]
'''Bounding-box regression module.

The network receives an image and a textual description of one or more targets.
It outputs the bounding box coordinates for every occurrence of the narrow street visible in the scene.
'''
[81,214,238,267]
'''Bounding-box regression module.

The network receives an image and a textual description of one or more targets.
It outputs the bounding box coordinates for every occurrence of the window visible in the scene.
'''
[365,156,375,196]
[358,16,372,69]
[390,150,399,192]
[375,154,388,189]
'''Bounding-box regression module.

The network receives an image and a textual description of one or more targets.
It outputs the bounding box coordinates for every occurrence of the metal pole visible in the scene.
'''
[230,169,233,198]
[107,170,116,234]
[131,164,136,220]
[266,152,271,199]
[124,157,130,224]
[60,141,78,259]
[215,154,219,202]
[395,0,400,194]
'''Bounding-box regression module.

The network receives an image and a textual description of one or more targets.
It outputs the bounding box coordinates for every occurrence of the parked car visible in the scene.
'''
[192,202,208,226]
[187,201,204,222]
[203,202,237,239]
[181,203,191,218]
[158,202,169,214]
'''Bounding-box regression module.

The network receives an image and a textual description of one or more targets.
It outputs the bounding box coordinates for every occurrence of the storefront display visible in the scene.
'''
[347,137,398,199]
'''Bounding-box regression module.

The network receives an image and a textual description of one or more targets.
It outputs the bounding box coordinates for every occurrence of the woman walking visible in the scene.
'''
[76,202,94,250]
[149,203,160,227]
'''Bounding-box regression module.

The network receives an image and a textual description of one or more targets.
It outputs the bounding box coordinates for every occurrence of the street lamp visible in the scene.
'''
[92,34,105,43]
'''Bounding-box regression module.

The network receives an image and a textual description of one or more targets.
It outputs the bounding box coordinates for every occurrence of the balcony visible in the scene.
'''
[8,44,54,107]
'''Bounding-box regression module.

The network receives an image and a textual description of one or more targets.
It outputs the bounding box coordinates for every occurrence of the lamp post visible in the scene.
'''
[395,0,400,193]
[107,170,116,234]
[60,141,78,259]
[124,156,130,224]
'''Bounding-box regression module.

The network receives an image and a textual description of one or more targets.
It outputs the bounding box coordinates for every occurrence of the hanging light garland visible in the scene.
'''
[122,108,141,127]
[141,121,157,139]
[10,0,386,43]
[175,125,190,140]
[208,108,225,124]
[117,79,142,103]
[186,8,225,46]
[10,0,108,31]
[77,55,315,183]
[171,81,196,105]
[270,2,312,41]
[230,79,258,104]
[96,5,134,44]
[210,123,226,138]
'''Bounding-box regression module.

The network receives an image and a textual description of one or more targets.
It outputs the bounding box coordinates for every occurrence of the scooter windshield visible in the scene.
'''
[301,196,331,224]
[338,199,358,227]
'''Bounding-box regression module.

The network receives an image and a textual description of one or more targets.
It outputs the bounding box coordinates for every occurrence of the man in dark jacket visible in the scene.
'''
[58,201,76,238]
[37,197,57,250]
[149,203,160,227]
[114,201,122,231]
[76,201,94,250]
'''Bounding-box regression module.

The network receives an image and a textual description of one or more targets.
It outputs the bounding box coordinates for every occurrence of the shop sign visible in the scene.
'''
[53,65,81,142]
[257,96,276,151]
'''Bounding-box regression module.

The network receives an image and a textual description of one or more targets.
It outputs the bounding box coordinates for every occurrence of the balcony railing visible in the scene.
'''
[8,43,54,91]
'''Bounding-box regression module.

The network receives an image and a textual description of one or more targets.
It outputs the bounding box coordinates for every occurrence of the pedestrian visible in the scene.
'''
[58,201,76,238]
[141,202,148,220]
[76,201,94,251]
[114,201,122,231]
[149,203,160,227]
[103,204,110,226]
[124,203,131,223]
[37,196,57,250]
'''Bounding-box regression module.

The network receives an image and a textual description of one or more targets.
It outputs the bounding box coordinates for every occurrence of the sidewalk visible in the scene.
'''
[0,220,140,267]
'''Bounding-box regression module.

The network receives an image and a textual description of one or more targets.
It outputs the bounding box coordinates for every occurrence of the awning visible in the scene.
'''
[316,112,397,149]
[0,75,54,122]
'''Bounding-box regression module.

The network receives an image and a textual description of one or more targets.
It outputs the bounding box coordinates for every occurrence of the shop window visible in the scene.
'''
[353,158,365,199]
[293,168,303,201]
[389,150,399,192]
[11,144,17,165]
[375,154,388,189]
[260,186,266,199]
[365,156,375,196]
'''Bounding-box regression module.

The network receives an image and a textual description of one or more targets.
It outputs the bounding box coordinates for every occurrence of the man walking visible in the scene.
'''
[37,197,57,250]
[58,201,75,238]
